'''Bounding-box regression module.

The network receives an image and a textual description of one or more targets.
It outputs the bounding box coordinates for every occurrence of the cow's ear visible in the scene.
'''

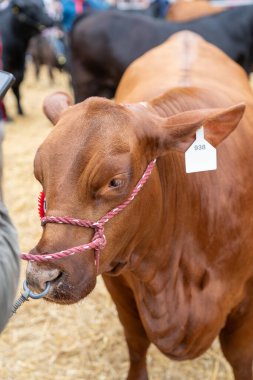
[152,103,245,155]
[43,92,73,125]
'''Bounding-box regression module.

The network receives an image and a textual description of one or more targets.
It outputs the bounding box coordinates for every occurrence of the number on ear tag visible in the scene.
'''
[185,127,217,173]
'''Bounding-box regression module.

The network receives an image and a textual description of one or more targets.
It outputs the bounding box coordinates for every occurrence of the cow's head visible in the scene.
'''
[26,91,245,305]
[11,0,54,32]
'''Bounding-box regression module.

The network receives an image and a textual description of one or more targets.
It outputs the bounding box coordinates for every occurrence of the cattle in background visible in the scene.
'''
[167,0,225,21]
[27,34,67,83]
[0,0,54,115]
[69,6,253,103]
[26,31,253,379]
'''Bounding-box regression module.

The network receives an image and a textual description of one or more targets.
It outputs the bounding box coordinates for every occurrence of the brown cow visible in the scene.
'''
[26,31,253,380]
[167,0,225,21]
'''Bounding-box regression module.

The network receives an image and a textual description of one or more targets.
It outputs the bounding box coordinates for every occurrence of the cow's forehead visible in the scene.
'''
[60,98,135,142]
[35,98,140,188]
[40,98,137,163]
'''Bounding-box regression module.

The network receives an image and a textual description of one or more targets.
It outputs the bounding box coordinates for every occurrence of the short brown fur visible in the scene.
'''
[27,32,253,380]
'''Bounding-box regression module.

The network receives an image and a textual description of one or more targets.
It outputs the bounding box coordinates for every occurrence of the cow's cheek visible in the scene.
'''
[26,252,97,305]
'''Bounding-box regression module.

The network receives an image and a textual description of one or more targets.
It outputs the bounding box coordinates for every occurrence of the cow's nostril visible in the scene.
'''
[40,270,63,290]
[53,271,63,283]
[38,271,64,294]
[26,263,62,292]
[39,269,62,290]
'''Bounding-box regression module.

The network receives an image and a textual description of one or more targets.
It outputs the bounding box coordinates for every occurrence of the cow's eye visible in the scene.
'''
[97,174,129,198]
[109,178,123,188]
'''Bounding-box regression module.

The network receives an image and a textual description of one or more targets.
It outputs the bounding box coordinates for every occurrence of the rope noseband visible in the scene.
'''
[21,159,156,271]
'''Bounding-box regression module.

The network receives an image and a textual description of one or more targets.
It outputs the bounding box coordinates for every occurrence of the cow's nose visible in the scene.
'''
[26,262,61,292]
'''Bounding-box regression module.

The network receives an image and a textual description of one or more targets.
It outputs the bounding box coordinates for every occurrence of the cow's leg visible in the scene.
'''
[48,65,54,84]
[103,275,150,380]
[69,58,94,103]
[34,60,40,80]
[219,290,253,380]
[12,85,23,115]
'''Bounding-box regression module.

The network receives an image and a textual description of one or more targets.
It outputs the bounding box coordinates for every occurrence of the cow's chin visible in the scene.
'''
[43,273,97,305]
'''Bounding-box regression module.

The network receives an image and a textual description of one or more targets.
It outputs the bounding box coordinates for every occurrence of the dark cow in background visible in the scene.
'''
[69,6,253,103]
[0,0,54,115]
[26,31,253,379]
[27,34,67,83]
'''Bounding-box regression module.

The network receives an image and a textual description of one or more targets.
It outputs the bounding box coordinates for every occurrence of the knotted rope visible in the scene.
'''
[20,159,156,270]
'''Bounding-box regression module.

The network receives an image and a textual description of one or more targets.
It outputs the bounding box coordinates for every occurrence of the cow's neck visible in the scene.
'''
[124,150,246,358]
[120,151,231,358]
[150,86,222,118]
[129,151,209,278]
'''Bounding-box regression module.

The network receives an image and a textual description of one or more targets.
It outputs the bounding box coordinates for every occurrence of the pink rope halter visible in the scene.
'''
[21,159,157,271]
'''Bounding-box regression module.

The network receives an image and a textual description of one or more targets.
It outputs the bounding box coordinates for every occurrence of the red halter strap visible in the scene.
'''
[20,159,157,271]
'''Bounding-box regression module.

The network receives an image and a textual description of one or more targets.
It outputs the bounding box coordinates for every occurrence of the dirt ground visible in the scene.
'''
[0,65,234,380]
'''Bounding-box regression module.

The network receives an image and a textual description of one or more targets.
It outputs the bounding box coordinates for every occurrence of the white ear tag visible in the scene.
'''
[185,127,217,173]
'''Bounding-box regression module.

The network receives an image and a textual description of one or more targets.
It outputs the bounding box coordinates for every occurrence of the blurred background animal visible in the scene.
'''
[0,0,54,116]
[69,6,253,103]
[27,32,67,83]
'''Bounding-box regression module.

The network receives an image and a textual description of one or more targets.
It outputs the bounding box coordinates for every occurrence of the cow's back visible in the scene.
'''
[115,31,252,105]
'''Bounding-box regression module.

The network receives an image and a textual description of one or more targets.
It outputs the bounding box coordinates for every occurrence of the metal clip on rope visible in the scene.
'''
[11,280,51,316]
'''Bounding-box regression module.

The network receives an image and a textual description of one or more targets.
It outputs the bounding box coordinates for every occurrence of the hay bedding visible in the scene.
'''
[0,65,234,380]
